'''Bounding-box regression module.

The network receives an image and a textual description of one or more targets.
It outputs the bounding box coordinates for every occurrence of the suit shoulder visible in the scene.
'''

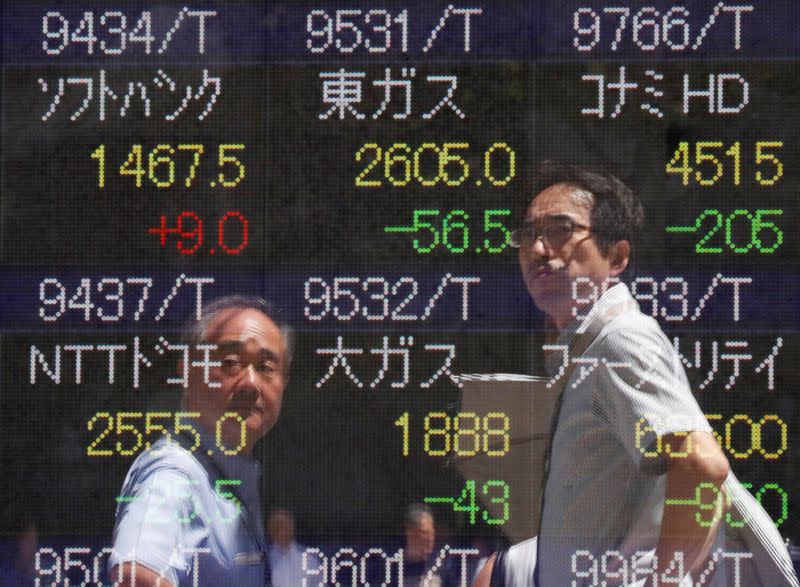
[124,438,207,485]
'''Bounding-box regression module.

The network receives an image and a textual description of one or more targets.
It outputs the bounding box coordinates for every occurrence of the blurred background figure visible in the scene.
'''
[267,508,312,587]
[402,503,457,587]
[404,503,436,568]
[0,518,38,587]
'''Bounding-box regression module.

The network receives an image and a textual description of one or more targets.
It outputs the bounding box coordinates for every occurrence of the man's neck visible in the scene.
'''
[546,306,576,332]
[553,314,571,332]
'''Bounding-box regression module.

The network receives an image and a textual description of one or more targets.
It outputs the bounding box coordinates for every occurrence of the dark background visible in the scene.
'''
[1,0,797,576]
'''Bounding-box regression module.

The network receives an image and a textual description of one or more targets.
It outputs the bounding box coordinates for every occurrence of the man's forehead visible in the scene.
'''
[205,308,281,344]
[270,510,294,523]
[521,213,575,228]
[526,183,593,220]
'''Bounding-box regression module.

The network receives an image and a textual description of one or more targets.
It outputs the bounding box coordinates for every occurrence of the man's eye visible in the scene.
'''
[543,224,572,241]
[222,358,241,368]
[549,223,572,235]
[258,363,276,373]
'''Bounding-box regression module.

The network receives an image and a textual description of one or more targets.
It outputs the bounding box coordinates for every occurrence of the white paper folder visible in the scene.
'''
[454,374,556,544]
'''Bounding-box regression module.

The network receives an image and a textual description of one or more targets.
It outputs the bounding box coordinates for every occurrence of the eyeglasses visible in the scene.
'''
[509,219,591,250]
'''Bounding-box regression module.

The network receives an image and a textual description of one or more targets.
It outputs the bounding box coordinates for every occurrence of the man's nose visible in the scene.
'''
[530,233,550,259]
[234,364,259,393]
[245,364,257,386]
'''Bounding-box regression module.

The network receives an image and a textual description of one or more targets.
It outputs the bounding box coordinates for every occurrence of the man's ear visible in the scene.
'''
[608,240,631,276]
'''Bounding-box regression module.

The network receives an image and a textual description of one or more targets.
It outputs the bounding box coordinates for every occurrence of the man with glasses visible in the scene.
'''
[474,163,797,586]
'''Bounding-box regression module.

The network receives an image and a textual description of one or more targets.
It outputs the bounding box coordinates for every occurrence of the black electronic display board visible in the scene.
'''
[1,1,798,584]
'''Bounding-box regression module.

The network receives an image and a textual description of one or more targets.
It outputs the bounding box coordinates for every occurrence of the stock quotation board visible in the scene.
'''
[0,1,798,585]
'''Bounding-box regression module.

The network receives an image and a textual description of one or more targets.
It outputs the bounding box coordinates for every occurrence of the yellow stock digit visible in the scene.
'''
[119,145,145,187]
[218,144,245,187]
[755,141,783,186]
[384,143,412,186]
[178,144,204,187]
[424,412,450,456]
[757,415,787,459]
[694,141,723,186]
[454,412,480,456]
[116,412,144,456]
[483,412,510,456]
[144,411,172,450]
[725,414,756,459]
[87,412,114,456]
[148,145,176,188]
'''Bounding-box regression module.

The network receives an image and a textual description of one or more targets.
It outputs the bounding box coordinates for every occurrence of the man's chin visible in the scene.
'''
[245,412,275,439]
[529,285,566,308]
[529,287,575,322]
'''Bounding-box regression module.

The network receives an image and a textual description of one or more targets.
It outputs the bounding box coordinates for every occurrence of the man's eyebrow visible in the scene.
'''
[260,349,281,364]
[214,340,281,363]
[523,213,576,226]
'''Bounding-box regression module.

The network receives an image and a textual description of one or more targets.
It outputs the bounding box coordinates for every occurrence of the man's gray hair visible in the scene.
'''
[405,503,434,528]
[184,295,294,369]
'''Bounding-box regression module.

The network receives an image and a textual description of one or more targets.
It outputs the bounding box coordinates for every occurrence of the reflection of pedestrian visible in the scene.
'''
[109,296,292,587]
[0,519,38,587]
[267,508,316,587]
[401,504,458,587]
[476,162,797,586]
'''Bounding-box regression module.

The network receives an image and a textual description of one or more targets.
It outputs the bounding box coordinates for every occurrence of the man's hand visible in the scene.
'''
[655,430,730,581]
[110,562,175,587]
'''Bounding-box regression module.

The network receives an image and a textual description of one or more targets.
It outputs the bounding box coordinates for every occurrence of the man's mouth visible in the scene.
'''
[229,388,263,412]
[229,400,265,416]
[533,264,562,278]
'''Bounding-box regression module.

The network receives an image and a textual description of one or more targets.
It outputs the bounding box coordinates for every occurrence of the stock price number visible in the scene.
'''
[666,209,783,254]
[667,481,789,528]
[425,480,510,525]
[636,414,788,460]
[356,142,516,188]
[394,411,510,457]
[666,141,784,187]
[385,209,511,254]
[147,210,249,255]
[91,144,245,189]
[87,411,247,457]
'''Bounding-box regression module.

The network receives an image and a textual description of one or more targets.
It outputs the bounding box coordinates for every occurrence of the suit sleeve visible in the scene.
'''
[109,466,203,586]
